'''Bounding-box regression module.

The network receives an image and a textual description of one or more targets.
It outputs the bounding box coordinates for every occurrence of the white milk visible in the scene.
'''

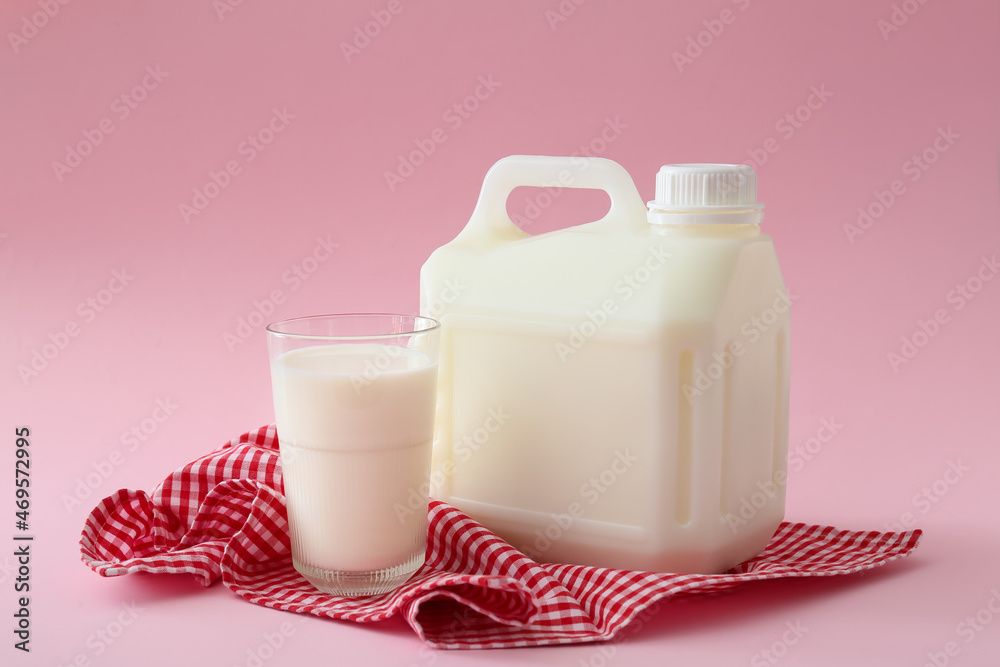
[271,344,437,573]
[420,158,790,574]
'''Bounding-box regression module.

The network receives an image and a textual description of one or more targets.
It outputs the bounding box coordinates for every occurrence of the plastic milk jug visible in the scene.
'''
[419,156,790,573]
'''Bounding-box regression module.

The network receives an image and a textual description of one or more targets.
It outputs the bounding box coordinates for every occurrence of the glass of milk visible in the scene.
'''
[266,314,440,596]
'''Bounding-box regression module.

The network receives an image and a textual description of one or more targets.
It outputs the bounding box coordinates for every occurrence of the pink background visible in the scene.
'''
[2,0,999,664]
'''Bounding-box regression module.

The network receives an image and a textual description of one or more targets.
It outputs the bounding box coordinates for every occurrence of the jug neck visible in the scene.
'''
[649,222,761,238]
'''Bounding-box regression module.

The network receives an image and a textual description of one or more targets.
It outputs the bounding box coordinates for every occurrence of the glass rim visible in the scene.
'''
[265,312,440,341]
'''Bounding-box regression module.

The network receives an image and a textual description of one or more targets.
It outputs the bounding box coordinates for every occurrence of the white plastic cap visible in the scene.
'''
[647,164,764,225]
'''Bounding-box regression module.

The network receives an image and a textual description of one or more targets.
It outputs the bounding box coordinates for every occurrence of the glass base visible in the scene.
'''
[293,551,424,597]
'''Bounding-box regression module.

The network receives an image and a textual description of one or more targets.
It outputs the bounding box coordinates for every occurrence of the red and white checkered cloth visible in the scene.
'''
[81,425,922,649]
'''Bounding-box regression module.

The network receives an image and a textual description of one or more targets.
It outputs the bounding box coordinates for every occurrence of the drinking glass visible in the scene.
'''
[266,314,440,596]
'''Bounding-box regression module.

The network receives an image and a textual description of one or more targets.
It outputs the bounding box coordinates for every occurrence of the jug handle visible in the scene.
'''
[454,155,648,249]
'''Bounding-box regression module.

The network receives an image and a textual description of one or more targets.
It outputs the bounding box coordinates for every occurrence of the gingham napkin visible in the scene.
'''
[80,425,921,649]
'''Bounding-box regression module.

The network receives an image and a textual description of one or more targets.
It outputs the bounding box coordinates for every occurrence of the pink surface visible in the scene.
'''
[1,0,997,664]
